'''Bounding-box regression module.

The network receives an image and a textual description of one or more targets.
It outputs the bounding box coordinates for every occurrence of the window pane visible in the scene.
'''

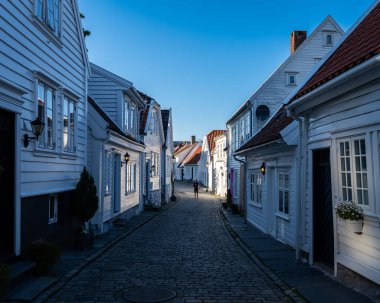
[363,190,369,205]
[345,142,350,156]
[354,140,359,155]
[347,173,351,187]
[284,174,289,188]
[342,173,346,186]
[343,188,347,201]
[356,173,362,188]
[355,157,361,171]
[36,0,44,19]
[46,89,54,148]
[346,158,350,171]
[279,192,283,212]
[38,83,45,147]
[53,0,59,35]
[357,189,363,204]
[341,158,345,171]
[63,99,68,150]
[362,173,368,188]
[362,157,367,171]
[284,192,289,214]
[69,101,74,151]
[348,188,352,201]
[47,0,55,29]
[340,143,345,156]
[360,140,366,155]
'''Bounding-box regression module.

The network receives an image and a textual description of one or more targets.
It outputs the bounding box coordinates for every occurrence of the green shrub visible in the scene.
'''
[29,239,60,275]
[0,263,10,299]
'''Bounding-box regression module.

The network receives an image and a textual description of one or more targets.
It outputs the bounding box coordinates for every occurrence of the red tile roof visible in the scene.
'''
[178,143,198,167]
[184,146,202,165]
[291,3,380,102]
[235,106,293,153]
[174,143,192,156]
[207,130,226,153]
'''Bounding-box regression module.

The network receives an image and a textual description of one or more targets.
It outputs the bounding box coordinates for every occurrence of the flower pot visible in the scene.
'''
[344,220,363,234]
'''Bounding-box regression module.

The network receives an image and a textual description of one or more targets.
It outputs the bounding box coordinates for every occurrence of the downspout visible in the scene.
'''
[288,110,303,261]
[233,154,246,223]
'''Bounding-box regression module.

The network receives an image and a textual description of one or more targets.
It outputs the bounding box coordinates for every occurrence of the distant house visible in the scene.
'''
[286,2,380,287]
[0,0,90,255]
[173,137,199,181]
[183,146,202,181]
[160,109,174,203]
[213,133,228,197]
[226,16,344,212]
[199,130,226,191]
[139,91,165,207]
[87,96,145,234]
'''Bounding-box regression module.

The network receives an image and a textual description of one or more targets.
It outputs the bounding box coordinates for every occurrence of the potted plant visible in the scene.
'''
[73,167,99,249]
[336,201,364,234]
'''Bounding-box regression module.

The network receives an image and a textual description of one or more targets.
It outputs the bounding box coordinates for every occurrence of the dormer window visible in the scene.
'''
[35,0,60,36]
[286,73,297,86]
[324,32,334,47]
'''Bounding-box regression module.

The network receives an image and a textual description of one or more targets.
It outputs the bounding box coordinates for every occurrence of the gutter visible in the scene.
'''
[287,55,380,113]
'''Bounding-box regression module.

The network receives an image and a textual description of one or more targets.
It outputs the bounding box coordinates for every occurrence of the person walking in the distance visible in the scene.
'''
[193,180,199,199]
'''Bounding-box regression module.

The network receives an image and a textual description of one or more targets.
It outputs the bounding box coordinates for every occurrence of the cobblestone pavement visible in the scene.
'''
[47,183,293,303]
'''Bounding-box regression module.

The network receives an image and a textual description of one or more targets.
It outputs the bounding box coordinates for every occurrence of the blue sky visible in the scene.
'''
[79,0,375,141]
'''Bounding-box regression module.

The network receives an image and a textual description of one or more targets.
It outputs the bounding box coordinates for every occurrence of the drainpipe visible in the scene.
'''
[233,154,246,223]
[288,110,303,261]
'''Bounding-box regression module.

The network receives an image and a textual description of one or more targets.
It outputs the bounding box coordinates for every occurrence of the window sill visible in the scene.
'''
[276,212,290,221]
[32,16,63,49]
[249,202,262,209]
[33,149,59,158]
[60,152,78,160]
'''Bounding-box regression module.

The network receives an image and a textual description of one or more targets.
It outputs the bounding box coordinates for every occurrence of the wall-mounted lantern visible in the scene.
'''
[260,162,266,175]
[150,164,156,174]
[121,152,130,167]
[23,117,45,147]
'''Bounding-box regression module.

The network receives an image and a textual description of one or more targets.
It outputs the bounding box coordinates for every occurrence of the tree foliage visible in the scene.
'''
[74,167,98,227]
[80,13,91,38]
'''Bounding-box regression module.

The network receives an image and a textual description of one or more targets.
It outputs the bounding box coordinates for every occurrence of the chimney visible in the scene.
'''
[190,135,196,144]
[290,31,307,54]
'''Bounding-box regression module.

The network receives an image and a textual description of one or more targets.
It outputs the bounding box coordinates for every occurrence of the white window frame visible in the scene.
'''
[34,0,62,37]
[233,170,238,198]
[277,171,290,217]
[48,193,58,224]
[249,171,262,207]
[324,32,333,47]
[286,72,297,86]
[150,152,159,177]
[62,96,77,153]
[125,162,137,194]
[35,79,57,151]
[337,136,370,209]
[105,151,113,196]
[245,113,250,141]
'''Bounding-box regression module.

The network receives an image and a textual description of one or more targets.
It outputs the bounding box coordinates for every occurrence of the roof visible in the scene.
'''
[88,96,143,145]
[174,143,193,157]
[235,106,293,153]
[178,143,199,167]
[207,130,226,152]
[184,146,202,165]
[161,110,170,141]
[290,3,380,102]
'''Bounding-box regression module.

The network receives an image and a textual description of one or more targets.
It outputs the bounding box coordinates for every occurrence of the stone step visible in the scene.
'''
[5,276,57,302]
[10,261,36,280]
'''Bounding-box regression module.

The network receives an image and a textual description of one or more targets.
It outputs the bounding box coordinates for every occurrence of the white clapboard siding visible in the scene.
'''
[1,0,88,197]
[303,81,380,282]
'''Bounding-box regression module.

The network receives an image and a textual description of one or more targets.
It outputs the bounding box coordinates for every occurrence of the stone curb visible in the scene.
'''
[218,206,306,303]
[34,198,180,303]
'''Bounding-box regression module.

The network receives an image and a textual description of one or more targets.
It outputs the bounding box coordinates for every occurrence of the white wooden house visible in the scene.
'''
[138,91,165,207]
[87,63,146,231]
[160,109,174,203]
[226,16,344,211]
[213,134,228,197]
[183,145,202,181]
[199,130,226,191]
[87,97,145,234]
[173,139,199,181]
[0,0,89,256]
[286,2,380,288]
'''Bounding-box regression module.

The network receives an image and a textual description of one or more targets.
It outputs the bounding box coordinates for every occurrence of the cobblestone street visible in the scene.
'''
[47,183,292,303]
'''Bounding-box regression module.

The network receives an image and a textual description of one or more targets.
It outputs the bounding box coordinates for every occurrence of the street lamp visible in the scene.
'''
[23,117,45,147]
[121,152,130,167]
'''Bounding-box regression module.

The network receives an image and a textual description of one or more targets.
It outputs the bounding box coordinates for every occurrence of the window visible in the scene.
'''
[105,152,113,195]
[326,34,333,46]
[278,173,289,215]
[124,101,129,131]
[125,162,137,194]
[233,170,238,198]
[149,110,159,135]
[35,0,60,36]
[245,113,250,141]
[232,125,239,151]
[338,138,368,206]
[286,73,297,86]
[150,152,159,177]
[48,194,58,224]
[37,81,56,149]
[63,97,76,152]
[249,172,262,205]
[240,119,245,145]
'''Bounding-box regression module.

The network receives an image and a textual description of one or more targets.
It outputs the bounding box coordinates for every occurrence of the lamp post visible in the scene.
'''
[23,117,45,147]
[121,152,130,167]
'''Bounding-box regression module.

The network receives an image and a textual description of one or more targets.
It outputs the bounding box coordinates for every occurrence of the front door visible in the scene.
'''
[113,154,121,213]
[0,109,15,257]
[313,149,334,268]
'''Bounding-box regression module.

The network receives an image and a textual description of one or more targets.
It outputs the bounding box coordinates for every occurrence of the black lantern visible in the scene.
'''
[151,164,155,174]
[260,162,266,175]
[24,117,45,147]
[121,152,130,167]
